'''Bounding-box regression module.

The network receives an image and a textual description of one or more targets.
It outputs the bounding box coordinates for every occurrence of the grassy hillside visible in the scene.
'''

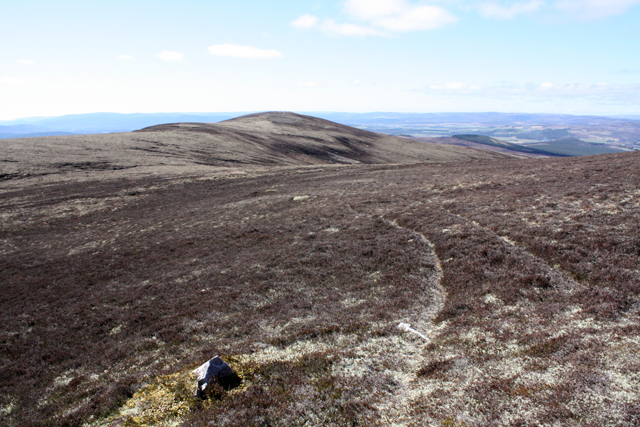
[2,149,640,426]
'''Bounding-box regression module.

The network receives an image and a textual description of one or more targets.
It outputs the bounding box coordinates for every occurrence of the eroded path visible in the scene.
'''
[218,177,448,426]
[331,182,447,424]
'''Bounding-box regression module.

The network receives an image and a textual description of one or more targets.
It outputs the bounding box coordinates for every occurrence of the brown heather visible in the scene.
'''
[1,149,639,426]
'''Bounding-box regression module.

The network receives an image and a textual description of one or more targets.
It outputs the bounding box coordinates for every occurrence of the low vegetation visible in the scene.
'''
[1,134,639,425]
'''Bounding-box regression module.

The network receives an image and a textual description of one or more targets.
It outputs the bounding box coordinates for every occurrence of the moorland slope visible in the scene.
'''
[0,112,508,183]
[1,113,639,427]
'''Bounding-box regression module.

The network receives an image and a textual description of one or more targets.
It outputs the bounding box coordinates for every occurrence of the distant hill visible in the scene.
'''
[0,112,509,181]
[449,134,630,157]
[523,138,629,156]
[513,128,573,141]
[0,112,240,138]
[314,112,637,126]
[452,134,567,157]
[0,130,76,139]
[3,111,640,139]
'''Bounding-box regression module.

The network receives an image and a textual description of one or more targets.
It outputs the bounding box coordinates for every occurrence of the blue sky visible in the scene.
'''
[1,0,639,120]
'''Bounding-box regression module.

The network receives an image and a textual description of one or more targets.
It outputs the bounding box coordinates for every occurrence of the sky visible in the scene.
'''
[1,0,640,120]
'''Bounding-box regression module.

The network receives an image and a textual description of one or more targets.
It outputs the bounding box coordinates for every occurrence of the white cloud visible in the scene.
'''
[17,59,35,65]
[298,81,319,87]
[345,0,407,20]
[374,5,458,31]
[540,82,554,90]
[208,44,283,59]
[291,14,319,29]
[346,0,456,32]
[475,0,640,21]
[320,20,387,36]
[554,0,640,19]
[479,0,545,19]
[0,76,29,85]
[157,51,184,62]
[117,54,134,60]
[352,80,362,85]
[296,0,456,36]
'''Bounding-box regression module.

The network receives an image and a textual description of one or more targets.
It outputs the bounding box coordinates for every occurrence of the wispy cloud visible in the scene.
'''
[479,0,545,19]
[554,0,640,20]
[0,76,29,85]
[291,14,318,29]
[373,5,458,31]
[208,44,283,59]
[320,20,388,36]
[298,81,319,87]
[157,51,184,62]
[473,0,640,21]
[117,54,134,60]
[292,0,457,37]
[346,0,457,32]
[291,14,387,36]
[345,0,407,20]
[17,59,35,65]
[424,81,640,105]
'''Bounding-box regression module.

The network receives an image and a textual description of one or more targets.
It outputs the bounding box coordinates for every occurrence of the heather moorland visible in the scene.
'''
[1,114,639,426]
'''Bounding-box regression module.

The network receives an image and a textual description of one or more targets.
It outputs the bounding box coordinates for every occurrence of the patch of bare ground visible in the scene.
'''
[1,150,640,426]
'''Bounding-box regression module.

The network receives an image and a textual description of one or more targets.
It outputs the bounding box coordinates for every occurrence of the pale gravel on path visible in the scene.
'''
[332,217,446,426]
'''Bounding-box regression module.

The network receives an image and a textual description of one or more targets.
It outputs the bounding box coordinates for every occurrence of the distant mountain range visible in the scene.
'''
[0,112,240,139]
[2,111,640,140]
[317,112,640,127]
